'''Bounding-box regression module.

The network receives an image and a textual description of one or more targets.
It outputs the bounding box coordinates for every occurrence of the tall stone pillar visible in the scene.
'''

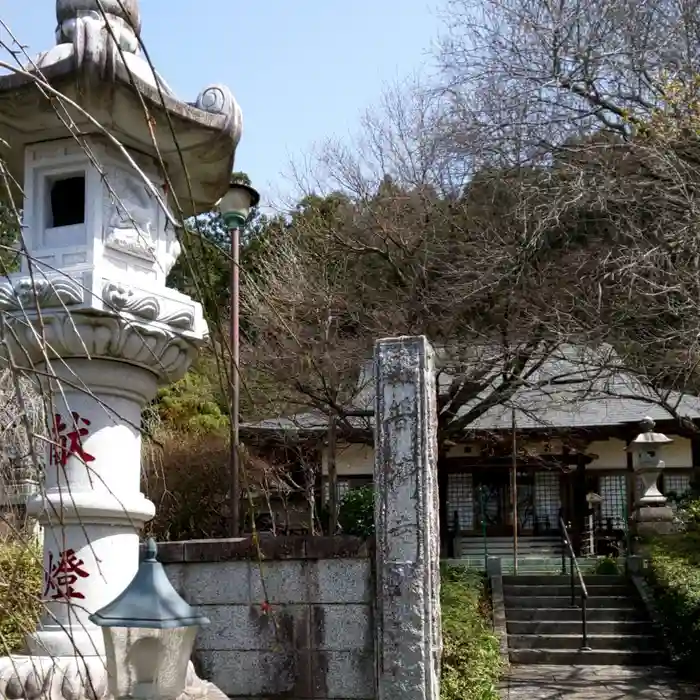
[373,336,441,700]
[0,0,242,697]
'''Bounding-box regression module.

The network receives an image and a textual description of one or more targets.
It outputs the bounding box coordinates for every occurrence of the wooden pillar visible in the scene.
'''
[691,435,700,492]
[572,455,587,555]
[438,463,449,557]
[626,436,635,527]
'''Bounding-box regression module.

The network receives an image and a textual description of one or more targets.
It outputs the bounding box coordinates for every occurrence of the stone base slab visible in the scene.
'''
[0,656,226,700]
[632,505,675,538]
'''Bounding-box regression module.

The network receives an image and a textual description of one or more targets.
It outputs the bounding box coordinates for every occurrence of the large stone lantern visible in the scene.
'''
[628,417,675,538]
[0,2,240,699]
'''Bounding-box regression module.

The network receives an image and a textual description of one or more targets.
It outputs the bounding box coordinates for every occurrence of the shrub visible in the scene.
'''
[0,536,42,653]
[337,485,374,538]
[142,431,230,540]
[646,531,700,677]
[672,496,700,532]
[440,566,503,700]
[153,366,229,435]
[593,555,620,575]
[143,431,311,540]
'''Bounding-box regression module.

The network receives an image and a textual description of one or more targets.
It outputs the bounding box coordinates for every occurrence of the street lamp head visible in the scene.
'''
[89,539,209,700]
[218,181,260,229]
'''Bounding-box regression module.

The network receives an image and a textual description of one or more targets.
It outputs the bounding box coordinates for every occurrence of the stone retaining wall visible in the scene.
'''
[155,536,375,700]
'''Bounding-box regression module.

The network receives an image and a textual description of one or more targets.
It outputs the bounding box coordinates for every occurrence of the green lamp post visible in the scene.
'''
[219,181,260,229]
[89,539,209,700]
[218,181,261,538]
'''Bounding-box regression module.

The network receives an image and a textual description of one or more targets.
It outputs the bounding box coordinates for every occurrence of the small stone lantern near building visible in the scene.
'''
[90,539,210,700]
[584,492,603,556]
[628,417,675,539]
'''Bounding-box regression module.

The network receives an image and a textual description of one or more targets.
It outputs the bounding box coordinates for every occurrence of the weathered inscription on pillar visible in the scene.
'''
[50,412,95,466]
[44,548,90,600]
[374,336,441,700]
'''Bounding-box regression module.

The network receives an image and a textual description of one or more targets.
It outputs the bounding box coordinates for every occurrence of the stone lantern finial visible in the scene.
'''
[55,0,142,53]
[640,416,655,433]
[56,0,141,31]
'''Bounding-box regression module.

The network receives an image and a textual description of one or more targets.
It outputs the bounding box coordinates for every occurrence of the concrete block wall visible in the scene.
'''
[156,536,375,700]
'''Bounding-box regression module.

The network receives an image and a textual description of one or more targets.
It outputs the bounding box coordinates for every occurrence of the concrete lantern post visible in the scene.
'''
[0,1,242,698]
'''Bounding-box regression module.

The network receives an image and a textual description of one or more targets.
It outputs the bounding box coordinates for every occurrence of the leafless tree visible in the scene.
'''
[429,0,700,404]
[243,51,700,501]
[437,0,700,163]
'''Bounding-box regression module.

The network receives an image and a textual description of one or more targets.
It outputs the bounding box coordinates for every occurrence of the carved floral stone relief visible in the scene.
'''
[103,168,157,260]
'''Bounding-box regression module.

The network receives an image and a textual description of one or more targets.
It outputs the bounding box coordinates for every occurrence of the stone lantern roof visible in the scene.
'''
[629,416,674,448]
[0,0,241,216]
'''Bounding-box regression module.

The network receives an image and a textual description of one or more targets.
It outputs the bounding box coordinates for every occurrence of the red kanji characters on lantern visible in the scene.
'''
[43,549,90,601]
[50,412,95,467]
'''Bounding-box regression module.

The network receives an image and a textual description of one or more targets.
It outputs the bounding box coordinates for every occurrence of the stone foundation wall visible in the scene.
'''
[156,536,375,700]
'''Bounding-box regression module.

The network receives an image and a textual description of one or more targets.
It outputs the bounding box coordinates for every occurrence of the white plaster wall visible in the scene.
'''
[587,439,628,469]
[322,443,374,476]
[587,436,692,470]
[445,443,482,458]
[323,441,485,472]
[662,437,692,468]
[324,436,694,475]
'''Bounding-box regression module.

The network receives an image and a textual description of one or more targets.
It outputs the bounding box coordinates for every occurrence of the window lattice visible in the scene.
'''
[599,474,627,529]
[447,473,474,531]
[337,480,351,501]
[534,471,561,531]
[664,473,691,500]
[517,476,534,530]
[634,473,692,503]
[322,478,362,503]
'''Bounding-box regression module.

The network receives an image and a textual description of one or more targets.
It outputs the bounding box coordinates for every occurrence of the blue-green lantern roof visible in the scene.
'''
[89,539,209,629]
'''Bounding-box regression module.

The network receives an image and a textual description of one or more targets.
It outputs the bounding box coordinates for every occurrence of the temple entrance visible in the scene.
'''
[473,469,536,536]
[474,470,510,535]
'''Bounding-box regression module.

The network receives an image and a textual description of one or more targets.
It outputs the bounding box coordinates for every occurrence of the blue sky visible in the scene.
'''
[2,1,441,205]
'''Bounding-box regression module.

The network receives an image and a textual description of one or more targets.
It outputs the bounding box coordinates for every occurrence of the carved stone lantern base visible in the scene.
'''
[0,657,226,700]
[632,503,676,541]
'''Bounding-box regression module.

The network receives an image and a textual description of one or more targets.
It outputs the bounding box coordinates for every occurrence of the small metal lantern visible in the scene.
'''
[218,181,260,229]
[89,539,209,700]
[628,417,672,507]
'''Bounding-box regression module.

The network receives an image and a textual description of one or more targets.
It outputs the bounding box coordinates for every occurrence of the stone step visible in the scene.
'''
[460,536,561,543]
[508,633,660,651]
[504,584,629,597]
[503,574,625,586]
[460,545,562,553]
[461,542,562,548]
[459,539,562,551]
[507,619,654,635]
[506,607,640,622]
[509,648,666,665]
[444,557,623,574]
[504,595,635,609]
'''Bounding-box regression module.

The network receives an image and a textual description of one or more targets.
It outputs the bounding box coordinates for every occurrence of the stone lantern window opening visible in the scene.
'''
[29,148,95,261]
[48,173,86,228]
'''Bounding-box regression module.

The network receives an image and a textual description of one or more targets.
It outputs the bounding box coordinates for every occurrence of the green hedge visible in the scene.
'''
[440,566,503,700]
[0,537,42,653]
[647,531,700,677]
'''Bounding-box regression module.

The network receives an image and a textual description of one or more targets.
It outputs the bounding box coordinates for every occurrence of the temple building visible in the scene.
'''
[242,344,700,556]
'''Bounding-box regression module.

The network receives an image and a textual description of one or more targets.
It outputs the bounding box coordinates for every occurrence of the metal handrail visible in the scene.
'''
[479,486,489,571]
[559,516,591,651]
